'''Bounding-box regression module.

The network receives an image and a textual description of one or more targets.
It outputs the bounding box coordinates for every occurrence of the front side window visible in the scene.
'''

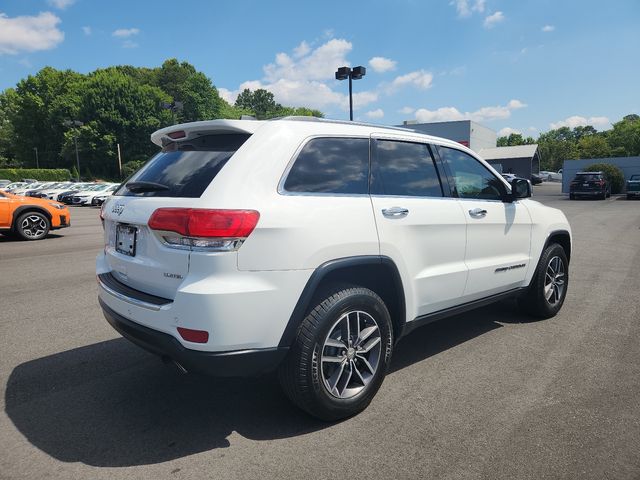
[283,137,369,194]
[371,140,443,197]
[439,146,506,200]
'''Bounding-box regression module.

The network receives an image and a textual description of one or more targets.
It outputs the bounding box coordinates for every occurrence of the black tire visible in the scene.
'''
[569,193,575,200]
[518,243,569,319]
[278,285,393,421]
[15,211,50,240]
[600,190,607,200]
[628,194,633,200]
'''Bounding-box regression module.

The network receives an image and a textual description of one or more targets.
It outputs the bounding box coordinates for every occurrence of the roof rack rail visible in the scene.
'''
[268,116,417,133]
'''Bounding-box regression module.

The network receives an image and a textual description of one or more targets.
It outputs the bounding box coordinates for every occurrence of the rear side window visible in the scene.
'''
[371,140,443,197]
[283,137,369,194]
[118,133,250,198]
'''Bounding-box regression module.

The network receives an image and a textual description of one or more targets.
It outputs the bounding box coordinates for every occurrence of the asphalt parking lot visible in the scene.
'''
[1,183,639,480]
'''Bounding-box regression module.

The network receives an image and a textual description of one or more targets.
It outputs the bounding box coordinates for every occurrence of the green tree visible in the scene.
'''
[606,114,640,157]
[9,67,83,168]
[155,59,223,122]
[577,135,611,159]
[496,133,536,147]
[537,128,579,170]
[234,88,279,119]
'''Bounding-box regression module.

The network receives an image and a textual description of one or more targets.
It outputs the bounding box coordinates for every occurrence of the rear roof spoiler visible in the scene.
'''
[150,119,264,147]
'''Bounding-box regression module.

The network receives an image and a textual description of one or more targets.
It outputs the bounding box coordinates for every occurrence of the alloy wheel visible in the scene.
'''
[21,215,47,239]
[544,256,565,305]
[320,310,382,399]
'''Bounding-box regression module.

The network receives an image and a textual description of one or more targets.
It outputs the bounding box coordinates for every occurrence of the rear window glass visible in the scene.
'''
[575,173,602,181]
[117,133,250,198]
[283,137,369,194]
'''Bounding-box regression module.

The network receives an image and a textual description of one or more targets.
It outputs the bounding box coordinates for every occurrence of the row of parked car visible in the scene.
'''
[0,180,120,206]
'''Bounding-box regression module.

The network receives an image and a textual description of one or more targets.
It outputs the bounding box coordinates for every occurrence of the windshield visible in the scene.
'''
[630,175,640,181]
[117,133,251,198]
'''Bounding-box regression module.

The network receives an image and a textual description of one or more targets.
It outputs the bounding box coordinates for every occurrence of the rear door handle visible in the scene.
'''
[382,206,409,218]
[468,208,487,218]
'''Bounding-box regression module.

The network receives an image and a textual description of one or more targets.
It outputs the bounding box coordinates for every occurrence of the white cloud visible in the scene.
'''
[366,108,384,119]
[47,0,76,9]
[122,40,138,49]
[18,57,32,68]
[221,38,379,111]
[391,69,433,90]
[484,11,505,29]
[541,25,555,32]
[0,12,64,55]
[264,38,352,83]
[399,106,415,115]
[112,28,139,38]
[218,88,236,105]
[451,0,485,17]
[549,115,611,130]
[82,26,91,36]
[293,41,310,58]
[369,56,397,73]
[498,127,521,137]
[414,99,527,123]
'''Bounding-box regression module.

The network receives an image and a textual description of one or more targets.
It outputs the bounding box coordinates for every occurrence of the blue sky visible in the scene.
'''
[1,0,638,137]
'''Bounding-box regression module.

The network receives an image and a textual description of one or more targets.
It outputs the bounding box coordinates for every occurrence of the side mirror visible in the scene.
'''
[503,178,531,202]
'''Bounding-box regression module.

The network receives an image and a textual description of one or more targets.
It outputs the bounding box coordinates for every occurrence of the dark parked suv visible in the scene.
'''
[569,172,610,200]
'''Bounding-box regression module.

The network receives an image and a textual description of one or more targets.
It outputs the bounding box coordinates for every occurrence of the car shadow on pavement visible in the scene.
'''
[5,302,523,467]
[0,233,64,242]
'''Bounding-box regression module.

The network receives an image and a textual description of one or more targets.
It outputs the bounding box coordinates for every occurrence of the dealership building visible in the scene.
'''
[399,120,540,179]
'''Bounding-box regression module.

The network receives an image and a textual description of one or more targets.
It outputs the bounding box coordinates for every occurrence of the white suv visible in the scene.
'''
[97,117,571,420]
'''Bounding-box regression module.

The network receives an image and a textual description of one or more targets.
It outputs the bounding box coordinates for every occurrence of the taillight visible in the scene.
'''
[148,208,260,251]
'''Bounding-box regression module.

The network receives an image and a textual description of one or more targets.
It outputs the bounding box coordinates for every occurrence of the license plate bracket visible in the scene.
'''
[116,224,137,257]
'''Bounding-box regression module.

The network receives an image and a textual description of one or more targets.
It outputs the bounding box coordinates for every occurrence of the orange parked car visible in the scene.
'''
[0,190,70,240]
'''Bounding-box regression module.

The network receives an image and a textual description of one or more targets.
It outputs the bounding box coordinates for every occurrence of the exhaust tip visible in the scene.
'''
[161,355,188,374]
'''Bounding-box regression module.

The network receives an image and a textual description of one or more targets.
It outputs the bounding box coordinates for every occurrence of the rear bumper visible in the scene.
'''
[99,298,289,377]
[570,190,605,196]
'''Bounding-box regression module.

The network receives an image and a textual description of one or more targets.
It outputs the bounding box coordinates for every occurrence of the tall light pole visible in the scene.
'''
[33,147,39,168]
[335,66,366,121]
[63,120,84,180]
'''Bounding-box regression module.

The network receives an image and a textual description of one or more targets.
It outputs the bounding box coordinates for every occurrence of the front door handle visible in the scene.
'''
[468,208,487,218]
[382,206,409,218]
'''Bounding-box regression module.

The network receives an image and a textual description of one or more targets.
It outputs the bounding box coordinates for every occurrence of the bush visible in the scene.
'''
[583,163,625,194]
[0,168,71,182]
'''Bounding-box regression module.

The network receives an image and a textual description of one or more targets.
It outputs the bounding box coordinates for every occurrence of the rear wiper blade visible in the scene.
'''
[126,181,169,193]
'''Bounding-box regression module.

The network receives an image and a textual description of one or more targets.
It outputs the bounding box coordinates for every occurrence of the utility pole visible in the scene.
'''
[74,136,80,181]
[33,147,39,168]
[63,120,84,181]
[117,143,123,179]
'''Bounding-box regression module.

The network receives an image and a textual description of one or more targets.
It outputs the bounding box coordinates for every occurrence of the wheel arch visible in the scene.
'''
[11,206,52,230]
[545,230,571,263]
[278,256,406,347]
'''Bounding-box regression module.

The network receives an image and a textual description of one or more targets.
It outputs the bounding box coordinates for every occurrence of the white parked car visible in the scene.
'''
[540,170,563,182]
[38,182,79,200]
[97,117,572,420]
[1,182,29,192]
[71,184,118,205]
[91,184,120,206]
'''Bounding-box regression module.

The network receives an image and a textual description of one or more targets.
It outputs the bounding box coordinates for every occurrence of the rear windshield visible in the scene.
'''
[116,133,250,198]
[574,173,602,181]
